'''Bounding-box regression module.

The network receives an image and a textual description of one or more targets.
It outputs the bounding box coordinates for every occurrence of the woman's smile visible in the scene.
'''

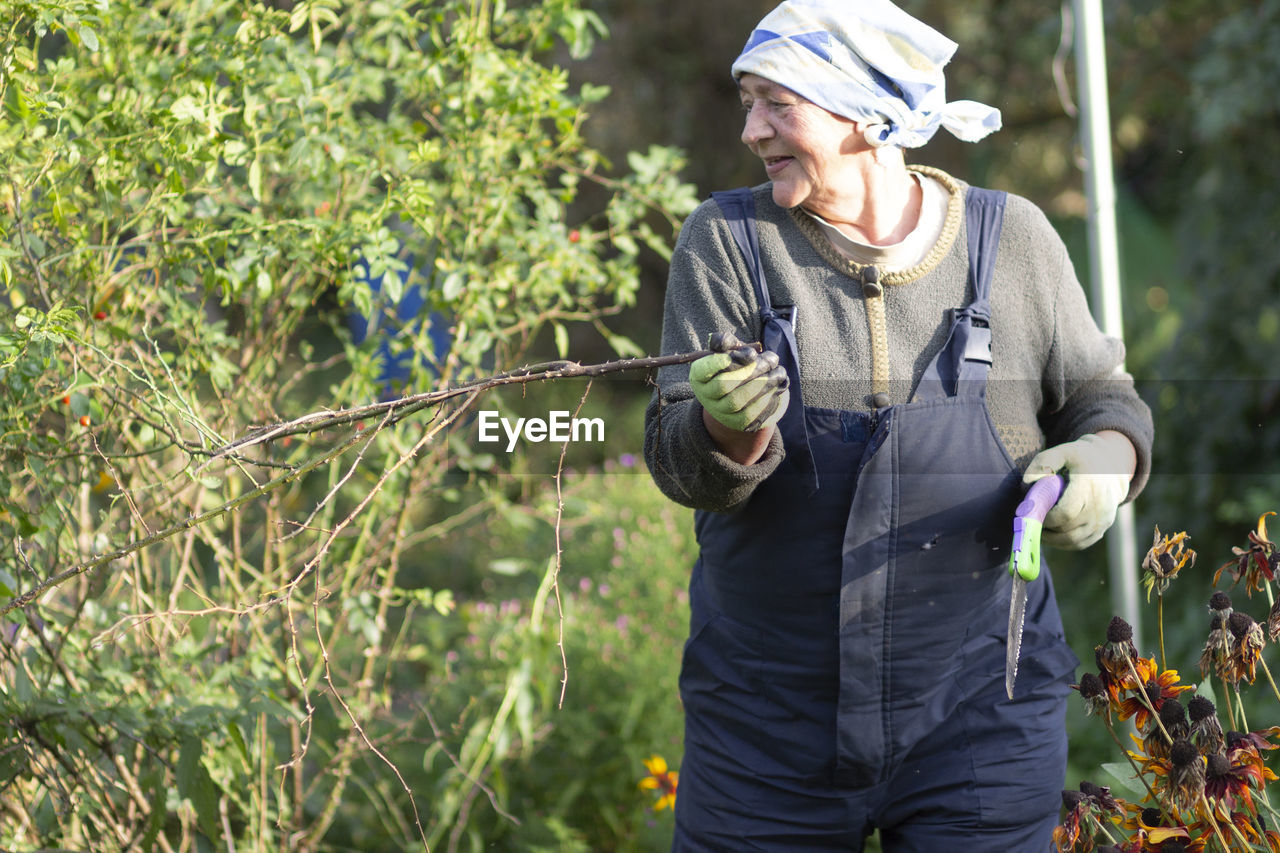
[763,155,794,177]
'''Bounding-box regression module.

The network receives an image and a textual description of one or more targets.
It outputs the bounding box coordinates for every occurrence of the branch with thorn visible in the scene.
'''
[3,345,745,616]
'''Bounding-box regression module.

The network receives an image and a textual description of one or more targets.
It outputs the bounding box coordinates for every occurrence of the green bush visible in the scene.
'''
[1,1,695,849]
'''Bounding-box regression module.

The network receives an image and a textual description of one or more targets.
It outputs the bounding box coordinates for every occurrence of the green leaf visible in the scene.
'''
[441,272,464,301]
[0,745,29,786]
[529,554,558,634]
[432,589,455,616]
[12,663,32,704]
[611,233,638,256]
[489,558,530,576]
[0,502,39,537]
[1100,762,1145,796]
[603,331,644,359]
[343,276,374,320]
[227,721,252,771]
[177,736,221,841]
[553,322,569,358]
[248,155,263,202]
[382,269,404,305]
[137,771,166,852]
[170,95,203,123]
[78,25,100,52]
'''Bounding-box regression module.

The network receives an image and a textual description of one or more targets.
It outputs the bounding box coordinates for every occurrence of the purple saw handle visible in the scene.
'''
[1010,473,1066,581]
[1016,474,1065,523]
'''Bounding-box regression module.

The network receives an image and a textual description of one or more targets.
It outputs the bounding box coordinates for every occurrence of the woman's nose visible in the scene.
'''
[741,103,773,147]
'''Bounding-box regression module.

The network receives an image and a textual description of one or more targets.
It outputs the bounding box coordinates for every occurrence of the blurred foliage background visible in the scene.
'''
[2,0,1279,849]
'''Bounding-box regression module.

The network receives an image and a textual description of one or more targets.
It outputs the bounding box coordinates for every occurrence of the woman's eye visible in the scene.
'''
[741,97,793,113]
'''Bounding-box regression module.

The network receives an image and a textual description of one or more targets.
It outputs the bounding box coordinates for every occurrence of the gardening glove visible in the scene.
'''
[689,332,789,433]
[1023,433,1132,550]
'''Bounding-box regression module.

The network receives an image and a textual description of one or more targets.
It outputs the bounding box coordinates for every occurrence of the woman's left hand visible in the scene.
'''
[1022,431,1136,550]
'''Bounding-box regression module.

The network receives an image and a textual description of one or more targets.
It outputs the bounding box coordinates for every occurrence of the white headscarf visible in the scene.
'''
[731,0,1001,148]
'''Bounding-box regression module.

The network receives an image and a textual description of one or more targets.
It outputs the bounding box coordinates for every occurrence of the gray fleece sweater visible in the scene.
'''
[644,168,1154,513]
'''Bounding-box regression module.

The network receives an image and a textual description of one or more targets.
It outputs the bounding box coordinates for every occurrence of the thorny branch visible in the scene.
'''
[0,346,718,618]
[212,347,721,459]
[551,381,593,708]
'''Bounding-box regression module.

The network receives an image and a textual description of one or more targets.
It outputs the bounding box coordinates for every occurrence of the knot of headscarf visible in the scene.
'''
[731,0,1001,149]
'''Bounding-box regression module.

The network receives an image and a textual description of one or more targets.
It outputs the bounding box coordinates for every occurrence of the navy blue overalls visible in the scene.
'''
[673,188,1079,852]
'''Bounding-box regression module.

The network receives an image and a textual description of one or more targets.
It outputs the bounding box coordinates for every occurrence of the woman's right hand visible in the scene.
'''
[690,333,789,452]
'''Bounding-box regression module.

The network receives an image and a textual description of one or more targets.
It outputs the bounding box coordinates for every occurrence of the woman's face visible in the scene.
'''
[738,74,864,215]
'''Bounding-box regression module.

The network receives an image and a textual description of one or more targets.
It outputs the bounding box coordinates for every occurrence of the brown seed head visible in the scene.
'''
[1169,738,1199,768]
[1187,696,1216,723]
[1106,616,1133,643]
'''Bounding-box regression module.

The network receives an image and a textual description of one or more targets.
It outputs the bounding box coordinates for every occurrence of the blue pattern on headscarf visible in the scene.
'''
[787,30,833,63]
[742,28,833,64]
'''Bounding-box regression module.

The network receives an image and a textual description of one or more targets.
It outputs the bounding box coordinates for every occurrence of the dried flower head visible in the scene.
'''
[1143,526,1196,600]
[1145,699,1190,761]
[1209,591,1232,615]
[1226,611,1266,684]
[1076,672,1110,717]
[1226,727,1280,764]
[1093,647,1126,707]
[1160,698,1188,729]
[1214,511,1278,596]
[1203,752,1251,813]
[1077,780,1120,812]
[1269,599,1280,643]
[1199,615,1232,683]
[1166,738,1206,810]
[1053,781,1122,852]
[1107,615,1134,644]
[1187,695,1225,755]
[1098,617,1139,678]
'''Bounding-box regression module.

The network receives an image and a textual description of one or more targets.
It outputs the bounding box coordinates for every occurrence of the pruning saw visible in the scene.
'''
[1005,473,1065,700]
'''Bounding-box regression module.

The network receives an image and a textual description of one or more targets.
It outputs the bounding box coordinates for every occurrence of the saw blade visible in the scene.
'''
[1005,575,1028,700]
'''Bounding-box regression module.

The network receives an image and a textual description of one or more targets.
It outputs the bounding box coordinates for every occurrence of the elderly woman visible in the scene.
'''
[643,1,1153,850]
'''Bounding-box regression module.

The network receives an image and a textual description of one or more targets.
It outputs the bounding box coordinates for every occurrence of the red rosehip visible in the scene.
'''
[94,310,107,320]
[62,395,71,406]
[79,415,91,427]
[568,229,581,243]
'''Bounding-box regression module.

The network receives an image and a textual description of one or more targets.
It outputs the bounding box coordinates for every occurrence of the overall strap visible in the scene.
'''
[963,187,1007,321]
[914,187,1007,401]
[711,187,819,491]
[710,189,773,319]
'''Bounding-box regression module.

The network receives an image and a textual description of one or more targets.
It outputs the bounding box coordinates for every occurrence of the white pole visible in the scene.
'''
[1072,0,1142,645]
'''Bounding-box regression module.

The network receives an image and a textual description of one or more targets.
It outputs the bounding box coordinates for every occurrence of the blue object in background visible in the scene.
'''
[346,256,451,398]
